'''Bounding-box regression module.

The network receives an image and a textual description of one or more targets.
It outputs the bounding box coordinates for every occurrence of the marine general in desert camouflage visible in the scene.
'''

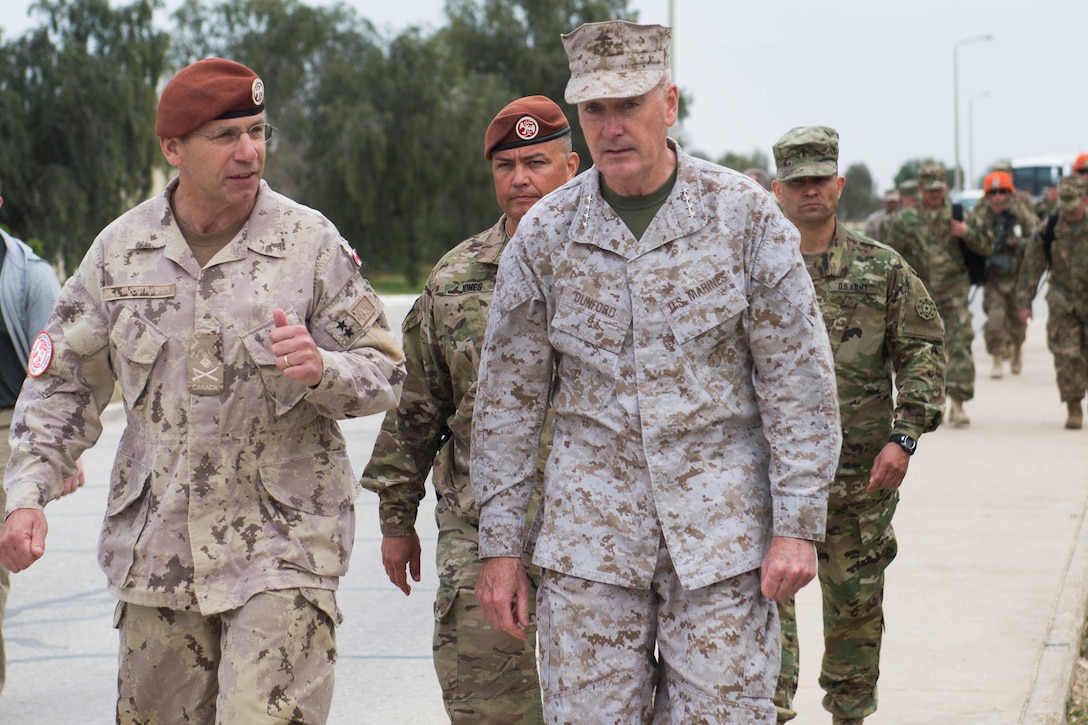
[0,59,406,723]
[771,126,945,725]
[360,95,578,723]
[472,20,841,724]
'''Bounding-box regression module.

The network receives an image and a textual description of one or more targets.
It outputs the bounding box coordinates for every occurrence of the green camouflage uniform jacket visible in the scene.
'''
[4,179,406,618]
[1017,212,1088,318]
[807,223,945,472]
[964,198,1038,291]
[884,201,993,300]
[360,217,508,573]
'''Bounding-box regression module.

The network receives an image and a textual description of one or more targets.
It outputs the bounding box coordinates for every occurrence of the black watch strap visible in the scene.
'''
[889,433,917,456]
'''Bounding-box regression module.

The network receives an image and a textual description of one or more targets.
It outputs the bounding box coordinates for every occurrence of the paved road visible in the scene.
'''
[2,292,1085,724]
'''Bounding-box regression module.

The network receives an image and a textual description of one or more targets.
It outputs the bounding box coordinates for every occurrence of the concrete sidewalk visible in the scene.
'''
[1,294,1085,724]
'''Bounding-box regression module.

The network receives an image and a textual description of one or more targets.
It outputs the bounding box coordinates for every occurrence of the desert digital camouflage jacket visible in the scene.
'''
[806,223,945,473]
[360,217,509,539]
[1017,212,1088,317]
[472,144,841,591]
[4,179,406,616]
[885,201,993,300]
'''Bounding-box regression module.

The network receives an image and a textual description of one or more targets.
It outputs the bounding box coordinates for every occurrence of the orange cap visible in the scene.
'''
[983,171,1014,193]
[1073,153,1088,173]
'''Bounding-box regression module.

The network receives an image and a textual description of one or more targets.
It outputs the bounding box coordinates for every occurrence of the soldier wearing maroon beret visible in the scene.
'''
[359,95,577,722]
[0,58,407,722]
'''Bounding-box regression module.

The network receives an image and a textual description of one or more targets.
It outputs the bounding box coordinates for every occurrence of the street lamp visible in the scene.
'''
[953,34,993,192]
[969,91,990,188]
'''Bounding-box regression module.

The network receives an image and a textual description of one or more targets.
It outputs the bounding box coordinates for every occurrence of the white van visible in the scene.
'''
[1010,154,1078,198]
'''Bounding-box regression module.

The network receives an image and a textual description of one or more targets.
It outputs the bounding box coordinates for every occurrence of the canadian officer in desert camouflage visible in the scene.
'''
[471,19,841,724]
[0,59,406,723]
[771,126,946,725]
[360,95,578,723]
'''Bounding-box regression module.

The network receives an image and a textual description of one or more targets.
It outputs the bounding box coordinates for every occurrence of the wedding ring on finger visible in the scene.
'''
[283,354,291,368]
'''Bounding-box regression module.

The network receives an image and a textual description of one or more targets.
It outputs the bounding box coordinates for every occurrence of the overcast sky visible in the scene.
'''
[3,0,1084,192]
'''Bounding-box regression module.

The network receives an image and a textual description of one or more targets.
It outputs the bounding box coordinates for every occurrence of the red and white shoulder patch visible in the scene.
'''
[27,331,53,377]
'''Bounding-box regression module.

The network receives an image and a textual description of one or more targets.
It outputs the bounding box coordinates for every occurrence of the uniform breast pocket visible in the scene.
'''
[549,296,629,410]
[242,322,309,417]
[664,283,749,400]
[109,306,168,409]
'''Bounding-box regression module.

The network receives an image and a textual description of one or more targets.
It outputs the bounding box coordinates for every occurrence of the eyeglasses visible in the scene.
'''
[987,189,1010,196]
[192,123,276,146]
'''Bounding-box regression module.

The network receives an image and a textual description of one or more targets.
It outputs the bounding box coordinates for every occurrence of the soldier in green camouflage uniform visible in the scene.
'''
[771,127,946,725]
[1017,175,1088,430]
[965,171,1038,378]
[359,95,578,723]
[885,163,991,426]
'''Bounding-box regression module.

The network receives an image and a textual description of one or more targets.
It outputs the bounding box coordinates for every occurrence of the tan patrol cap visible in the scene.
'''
[1057,175,1087,211]
[562,20,671,105]
[918,164,947,191]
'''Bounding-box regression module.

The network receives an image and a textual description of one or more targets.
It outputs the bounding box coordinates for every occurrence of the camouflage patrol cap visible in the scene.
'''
[772,126,839,181]
[990,159,1013,174]
[898,179,919,198]
[883,189,901,203]
[918,164,947,191]
[562,20,671,104]
[1057,175,1087,211]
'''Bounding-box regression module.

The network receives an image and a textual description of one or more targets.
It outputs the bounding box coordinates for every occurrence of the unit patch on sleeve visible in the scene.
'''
[27,331,54,377]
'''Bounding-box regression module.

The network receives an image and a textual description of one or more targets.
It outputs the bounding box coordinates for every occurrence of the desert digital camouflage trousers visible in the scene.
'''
[1047,309,1088,402]
[432,506,542,723]
[774,481,899,723]
[537,541,778,724]
[938,294,976,401]
[115,588,337,724]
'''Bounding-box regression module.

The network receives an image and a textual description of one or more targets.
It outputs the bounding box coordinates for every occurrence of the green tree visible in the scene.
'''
[839,162,880,222]
[715,148,770,174]
[0,0,169,272]
[441,0,648,173]
[894,157,956,189]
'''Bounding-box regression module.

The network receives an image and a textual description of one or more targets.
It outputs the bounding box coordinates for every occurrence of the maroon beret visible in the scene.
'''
[484,95,571,161]
[156,58,266,139]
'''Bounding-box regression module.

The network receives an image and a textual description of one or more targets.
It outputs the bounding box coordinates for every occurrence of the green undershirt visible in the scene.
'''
[601,166,678,240]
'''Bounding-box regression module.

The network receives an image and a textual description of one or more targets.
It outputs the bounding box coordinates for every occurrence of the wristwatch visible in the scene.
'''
[889,433,917,456]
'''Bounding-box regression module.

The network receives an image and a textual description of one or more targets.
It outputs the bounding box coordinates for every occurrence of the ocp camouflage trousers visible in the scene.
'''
[432,510,542,723]
[938,294,976,401]
[1047,309,1088,402]
[775,486,899,723]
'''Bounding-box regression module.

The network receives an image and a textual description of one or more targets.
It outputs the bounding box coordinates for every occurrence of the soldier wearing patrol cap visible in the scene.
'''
[473,19,840,725]
[0,58,407,722]
[771,126,945,725]
[886,163,992,426]
[360,94,577,723]
[862,188,900,241]
[1017,175,1088,430]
